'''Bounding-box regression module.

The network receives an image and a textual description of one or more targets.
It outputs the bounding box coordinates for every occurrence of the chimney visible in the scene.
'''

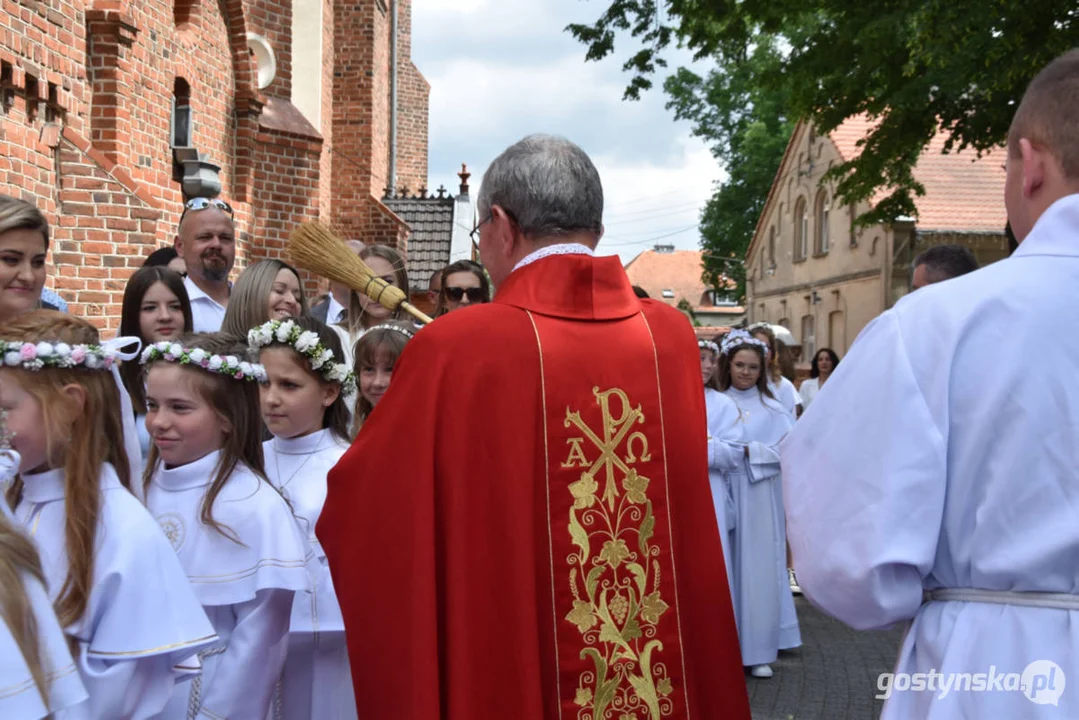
[458,163,471,198]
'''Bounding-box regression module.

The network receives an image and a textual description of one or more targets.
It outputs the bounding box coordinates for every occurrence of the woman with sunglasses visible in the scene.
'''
[434,260,490,316]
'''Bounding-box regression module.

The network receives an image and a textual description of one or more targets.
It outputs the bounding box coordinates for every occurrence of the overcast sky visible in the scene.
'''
[412,0,723,265]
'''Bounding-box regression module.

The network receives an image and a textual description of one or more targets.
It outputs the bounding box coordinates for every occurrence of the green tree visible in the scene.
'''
[663,36,794,301]
[568,1,1078,229]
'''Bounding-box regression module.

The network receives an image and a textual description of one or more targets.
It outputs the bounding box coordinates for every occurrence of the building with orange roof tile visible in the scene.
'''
[624,245,745,326]
[745,118,1010,360]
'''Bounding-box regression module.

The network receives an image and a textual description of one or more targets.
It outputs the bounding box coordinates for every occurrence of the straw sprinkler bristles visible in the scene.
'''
[287,222,432,325]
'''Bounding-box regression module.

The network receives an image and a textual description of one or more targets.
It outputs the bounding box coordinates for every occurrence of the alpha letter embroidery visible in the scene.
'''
[563,387,675,719]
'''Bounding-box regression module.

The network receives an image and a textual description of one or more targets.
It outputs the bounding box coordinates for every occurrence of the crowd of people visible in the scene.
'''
[0,48,1076,720]
[0,183,496,718]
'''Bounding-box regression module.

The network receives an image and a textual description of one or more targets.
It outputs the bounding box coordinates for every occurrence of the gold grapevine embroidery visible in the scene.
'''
[562,387,674,720]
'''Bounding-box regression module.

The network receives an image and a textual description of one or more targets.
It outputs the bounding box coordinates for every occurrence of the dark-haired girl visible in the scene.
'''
[251,316,357,719]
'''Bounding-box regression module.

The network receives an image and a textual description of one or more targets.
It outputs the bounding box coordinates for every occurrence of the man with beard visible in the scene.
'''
[174,198,236,332]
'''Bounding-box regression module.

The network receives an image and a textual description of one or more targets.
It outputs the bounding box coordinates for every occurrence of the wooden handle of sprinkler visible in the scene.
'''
[400,302,433,325]
[360,275,433,326]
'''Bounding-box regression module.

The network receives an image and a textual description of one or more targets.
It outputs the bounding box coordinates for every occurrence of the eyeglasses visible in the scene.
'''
[469,207,519,242]
[180,197,234,222]
[444,286,487,303]
[470,212,491,242]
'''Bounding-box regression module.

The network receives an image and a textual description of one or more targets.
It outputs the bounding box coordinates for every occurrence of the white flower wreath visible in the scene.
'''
[0,340,118,372]
[720,329,770,358]
[698,339,720,355]
[139,341,268,383]
[247,319,357,395]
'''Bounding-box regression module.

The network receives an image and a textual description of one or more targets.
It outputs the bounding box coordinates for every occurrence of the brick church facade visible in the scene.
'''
[0,0,431,330]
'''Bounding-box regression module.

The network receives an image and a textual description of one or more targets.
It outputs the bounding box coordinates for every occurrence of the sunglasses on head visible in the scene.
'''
[181,197,234,222]
[444,286,486,303]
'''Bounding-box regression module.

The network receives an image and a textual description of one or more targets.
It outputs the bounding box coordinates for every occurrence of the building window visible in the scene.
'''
[711,290,737,306]
[768,227,776,267]
[801,314,816,360]
[171,78,192,147]
[829,310,845,352]
[793,197,808,261]
[661,289,675,298]
[815,190,830,255]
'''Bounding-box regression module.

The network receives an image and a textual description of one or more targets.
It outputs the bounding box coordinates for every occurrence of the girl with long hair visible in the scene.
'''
[350,321,414,436]
[750,324,802,419]
[118,265,193,458]
[717,329,801,679]
[250,316,357,719]
[0,408,88,719]
[220,259,308,339]
[2,311,216,718]
[333,245,410,366]
[141,333,311,720]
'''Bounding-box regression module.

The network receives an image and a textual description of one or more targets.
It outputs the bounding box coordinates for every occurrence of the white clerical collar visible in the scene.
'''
[271,428,339,456]
[154,450,222,491]
[511,243,595,274]
[22,463,122,503]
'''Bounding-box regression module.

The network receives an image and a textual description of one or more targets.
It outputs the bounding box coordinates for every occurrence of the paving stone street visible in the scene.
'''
[746,597,906,720]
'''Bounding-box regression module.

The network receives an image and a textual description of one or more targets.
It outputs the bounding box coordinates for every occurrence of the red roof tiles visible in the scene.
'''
[829,116,1006,233]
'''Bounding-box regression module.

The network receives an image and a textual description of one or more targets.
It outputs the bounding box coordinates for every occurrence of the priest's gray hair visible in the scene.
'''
[477,134,604,241]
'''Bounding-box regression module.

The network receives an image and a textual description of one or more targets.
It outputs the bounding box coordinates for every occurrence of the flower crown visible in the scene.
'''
[698,339,720,355]
[367,323,415,339]
[720,329,770,357]
[0,340,118,371]
[140,341,267,383]
[247,319,357,395]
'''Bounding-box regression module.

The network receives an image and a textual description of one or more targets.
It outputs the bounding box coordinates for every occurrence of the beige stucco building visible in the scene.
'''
[745,118,1011,360]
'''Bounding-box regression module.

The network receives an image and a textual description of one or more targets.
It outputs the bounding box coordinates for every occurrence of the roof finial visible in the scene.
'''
[458,163,470,196]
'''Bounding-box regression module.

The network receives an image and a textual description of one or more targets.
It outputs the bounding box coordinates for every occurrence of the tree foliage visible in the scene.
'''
[664,37,794,299]
[568,0,1079,296]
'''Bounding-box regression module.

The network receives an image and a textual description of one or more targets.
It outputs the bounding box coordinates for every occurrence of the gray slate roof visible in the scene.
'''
[383,190,456,285]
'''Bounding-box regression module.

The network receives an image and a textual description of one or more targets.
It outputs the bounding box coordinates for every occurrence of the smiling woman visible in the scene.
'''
[0,196,50,324]
[219,259,310,340]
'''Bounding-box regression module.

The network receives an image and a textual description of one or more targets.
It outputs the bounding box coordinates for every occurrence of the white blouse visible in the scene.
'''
[13,463,217,720]
[0,455,88,720]
[263,429,350,635]
[146,451,313,720]
[768,375,803,419]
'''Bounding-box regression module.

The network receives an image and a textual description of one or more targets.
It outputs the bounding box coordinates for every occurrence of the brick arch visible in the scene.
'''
[218,0,262,202]
[220,0,259,104]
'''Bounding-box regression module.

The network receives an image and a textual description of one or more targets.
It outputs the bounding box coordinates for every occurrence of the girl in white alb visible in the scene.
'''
[140,334,313,720]
[251,316,358,719]
[700,339,744,594]
[0,439,88,720]
[2,313,216,719]
[718,329,801,679]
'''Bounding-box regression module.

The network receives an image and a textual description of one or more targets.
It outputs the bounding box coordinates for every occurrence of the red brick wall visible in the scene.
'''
[52,132,160,325]
[0,0,424,331]
[394,0,428,194]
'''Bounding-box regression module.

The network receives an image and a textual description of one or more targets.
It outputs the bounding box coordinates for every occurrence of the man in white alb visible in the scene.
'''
[780,50,1079,718]
[174,197,235,332]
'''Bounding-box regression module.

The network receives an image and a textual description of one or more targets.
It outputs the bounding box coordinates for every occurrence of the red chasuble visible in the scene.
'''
[317,253,749,719]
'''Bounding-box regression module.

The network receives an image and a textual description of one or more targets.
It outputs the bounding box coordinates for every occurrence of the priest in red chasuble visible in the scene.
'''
[317,134,749,719]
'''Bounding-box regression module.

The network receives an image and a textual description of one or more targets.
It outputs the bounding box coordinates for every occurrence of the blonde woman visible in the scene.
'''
[220,259,309,339]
